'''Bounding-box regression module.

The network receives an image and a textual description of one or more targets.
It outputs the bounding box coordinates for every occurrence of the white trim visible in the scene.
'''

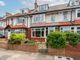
[76,9,80,19]
[31,28,45,38]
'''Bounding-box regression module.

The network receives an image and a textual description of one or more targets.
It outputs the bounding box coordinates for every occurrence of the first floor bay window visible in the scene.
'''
[76,9,80,18]
[32,28,45,38]
[33,14,45,23]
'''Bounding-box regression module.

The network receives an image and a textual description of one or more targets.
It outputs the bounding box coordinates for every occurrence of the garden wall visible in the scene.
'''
[0,42,8,49]
[65,44,80,57]
[7,44,38,53]
[0,43,80,57]
[48,44,80,57]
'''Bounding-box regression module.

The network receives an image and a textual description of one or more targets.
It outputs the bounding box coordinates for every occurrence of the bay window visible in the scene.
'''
[17,18,25,24]
[32,27,55,38]
[76,9,80,18]
[32,28,45,38]
[63,11,68,21]
[51,15,55,22]
[33,14,45,23]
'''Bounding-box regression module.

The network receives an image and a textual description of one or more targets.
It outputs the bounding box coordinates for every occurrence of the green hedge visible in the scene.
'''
[46,32,66,49]
[46,32,80,48]
[9,33,26,44]
[66,32,80,46]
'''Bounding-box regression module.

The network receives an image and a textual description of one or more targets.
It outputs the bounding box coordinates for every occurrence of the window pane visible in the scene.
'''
[63,12,68,21]
[34,14,44,22]
[77,13,80,17]
[51,15,55,22]
[77,27,80,33]
[17,20,24,23]
[32,28,45,37]
[36,30,41,37]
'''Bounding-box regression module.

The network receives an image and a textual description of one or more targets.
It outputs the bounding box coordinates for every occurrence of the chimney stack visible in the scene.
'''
[34,0,38,9]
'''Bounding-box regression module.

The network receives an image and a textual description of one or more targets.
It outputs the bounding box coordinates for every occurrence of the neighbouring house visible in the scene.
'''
[4,11,31,39]
[0,17,6,37]
[1,0,80,42]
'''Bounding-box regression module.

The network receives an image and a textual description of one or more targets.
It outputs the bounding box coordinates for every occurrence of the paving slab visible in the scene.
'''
[0,49,54,60]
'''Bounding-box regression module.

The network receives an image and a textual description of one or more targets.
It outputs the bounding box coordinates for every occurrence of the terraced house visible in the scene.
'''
[1,0,80,42]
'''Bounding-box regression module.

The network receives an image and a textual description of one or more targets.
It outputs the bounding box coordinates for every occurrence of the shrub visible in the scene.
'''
[46,32,66,49]
[66,32,80,47]
[9,33,26,44]
[24,40,35,46]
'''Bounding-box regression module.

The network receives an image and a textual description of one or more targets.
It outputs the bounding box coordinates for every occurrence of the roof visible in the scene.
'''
[30,4,80,14]
[5,4,80,17]
[0,17,5,21]
[5,24,28,29]
[31,20,80,27]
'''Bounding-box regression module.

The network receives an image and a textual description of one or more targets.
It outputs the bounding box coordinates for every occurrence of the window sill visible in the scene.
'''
[31,37,45,38]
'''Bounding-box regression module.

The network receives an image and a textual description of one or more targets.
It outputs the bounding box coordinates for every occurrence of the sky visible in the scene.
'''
[0,0,69,16]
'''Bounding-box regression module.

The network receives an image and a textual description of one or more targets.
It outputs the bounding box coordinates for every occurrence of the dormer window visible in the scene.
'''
[38,4,49,12]
[69,0,80,6]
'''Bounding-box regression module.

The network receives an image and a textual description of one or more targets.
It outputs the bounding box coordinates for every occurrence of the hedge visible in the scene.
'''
[46,32,66,49]
[46,32,80,48]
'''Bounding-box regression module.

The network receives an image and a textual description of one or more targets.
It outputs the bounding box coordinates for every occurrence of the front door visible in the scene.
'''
[5,29,11,39]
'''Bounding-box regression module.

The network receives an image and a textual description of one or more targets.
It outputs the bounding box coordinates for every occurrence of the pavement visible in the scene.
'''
[0,49,54,60]
[0,48,79,60]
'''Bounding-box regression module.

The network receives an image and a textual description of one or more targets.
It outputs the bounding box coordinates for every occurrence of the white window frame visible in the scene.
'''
[60,26,71,32]
[48,27,55,34]
[51,15,55,22]
[38,4,49,12]
[31,28,45,38]
[63,11,68,21]
[33,14,45,23]
[76,9,80,19]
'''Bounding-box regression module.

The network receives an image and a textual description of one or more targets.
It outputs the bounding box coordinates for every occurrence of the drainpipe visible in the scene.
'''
[70,8,74,25]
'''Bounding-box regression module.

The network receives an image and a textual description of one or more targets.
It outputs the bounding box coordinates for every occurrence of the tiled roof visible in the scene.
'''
[31,20,80,27]
[5,24,27,29]
[12,24,27,29]
[30,4,80,14]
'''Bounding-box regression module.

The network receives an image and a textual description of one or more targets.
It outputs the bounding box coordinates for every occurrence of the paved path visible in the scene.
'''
[0,49,54,60]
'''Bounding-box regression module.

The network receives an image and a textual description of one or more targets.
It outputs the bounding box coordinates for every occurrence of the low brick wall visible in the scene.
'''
[7,44,38,53]
[65,44,80,57]
[48,47,65,56]
[48,44,80,57]
[0,42,8,49]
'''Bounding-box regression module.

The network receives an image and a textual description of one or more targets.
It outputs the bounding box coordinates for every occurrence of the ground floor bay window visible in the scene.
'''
[32,28,45,38]
[31,27,55,38]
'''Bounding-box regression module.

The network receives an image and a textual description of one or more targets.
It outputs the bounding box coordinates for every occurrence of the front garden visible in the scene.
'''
[0,32,80,57]
[46,32,80,57]
[8,33,38,52]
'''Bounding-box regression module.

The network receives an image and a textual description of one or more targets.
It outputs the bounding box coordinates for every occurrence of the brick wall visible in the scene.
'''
[65,44,80,57]
[48,44,80,57]
[8,44,38,53]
